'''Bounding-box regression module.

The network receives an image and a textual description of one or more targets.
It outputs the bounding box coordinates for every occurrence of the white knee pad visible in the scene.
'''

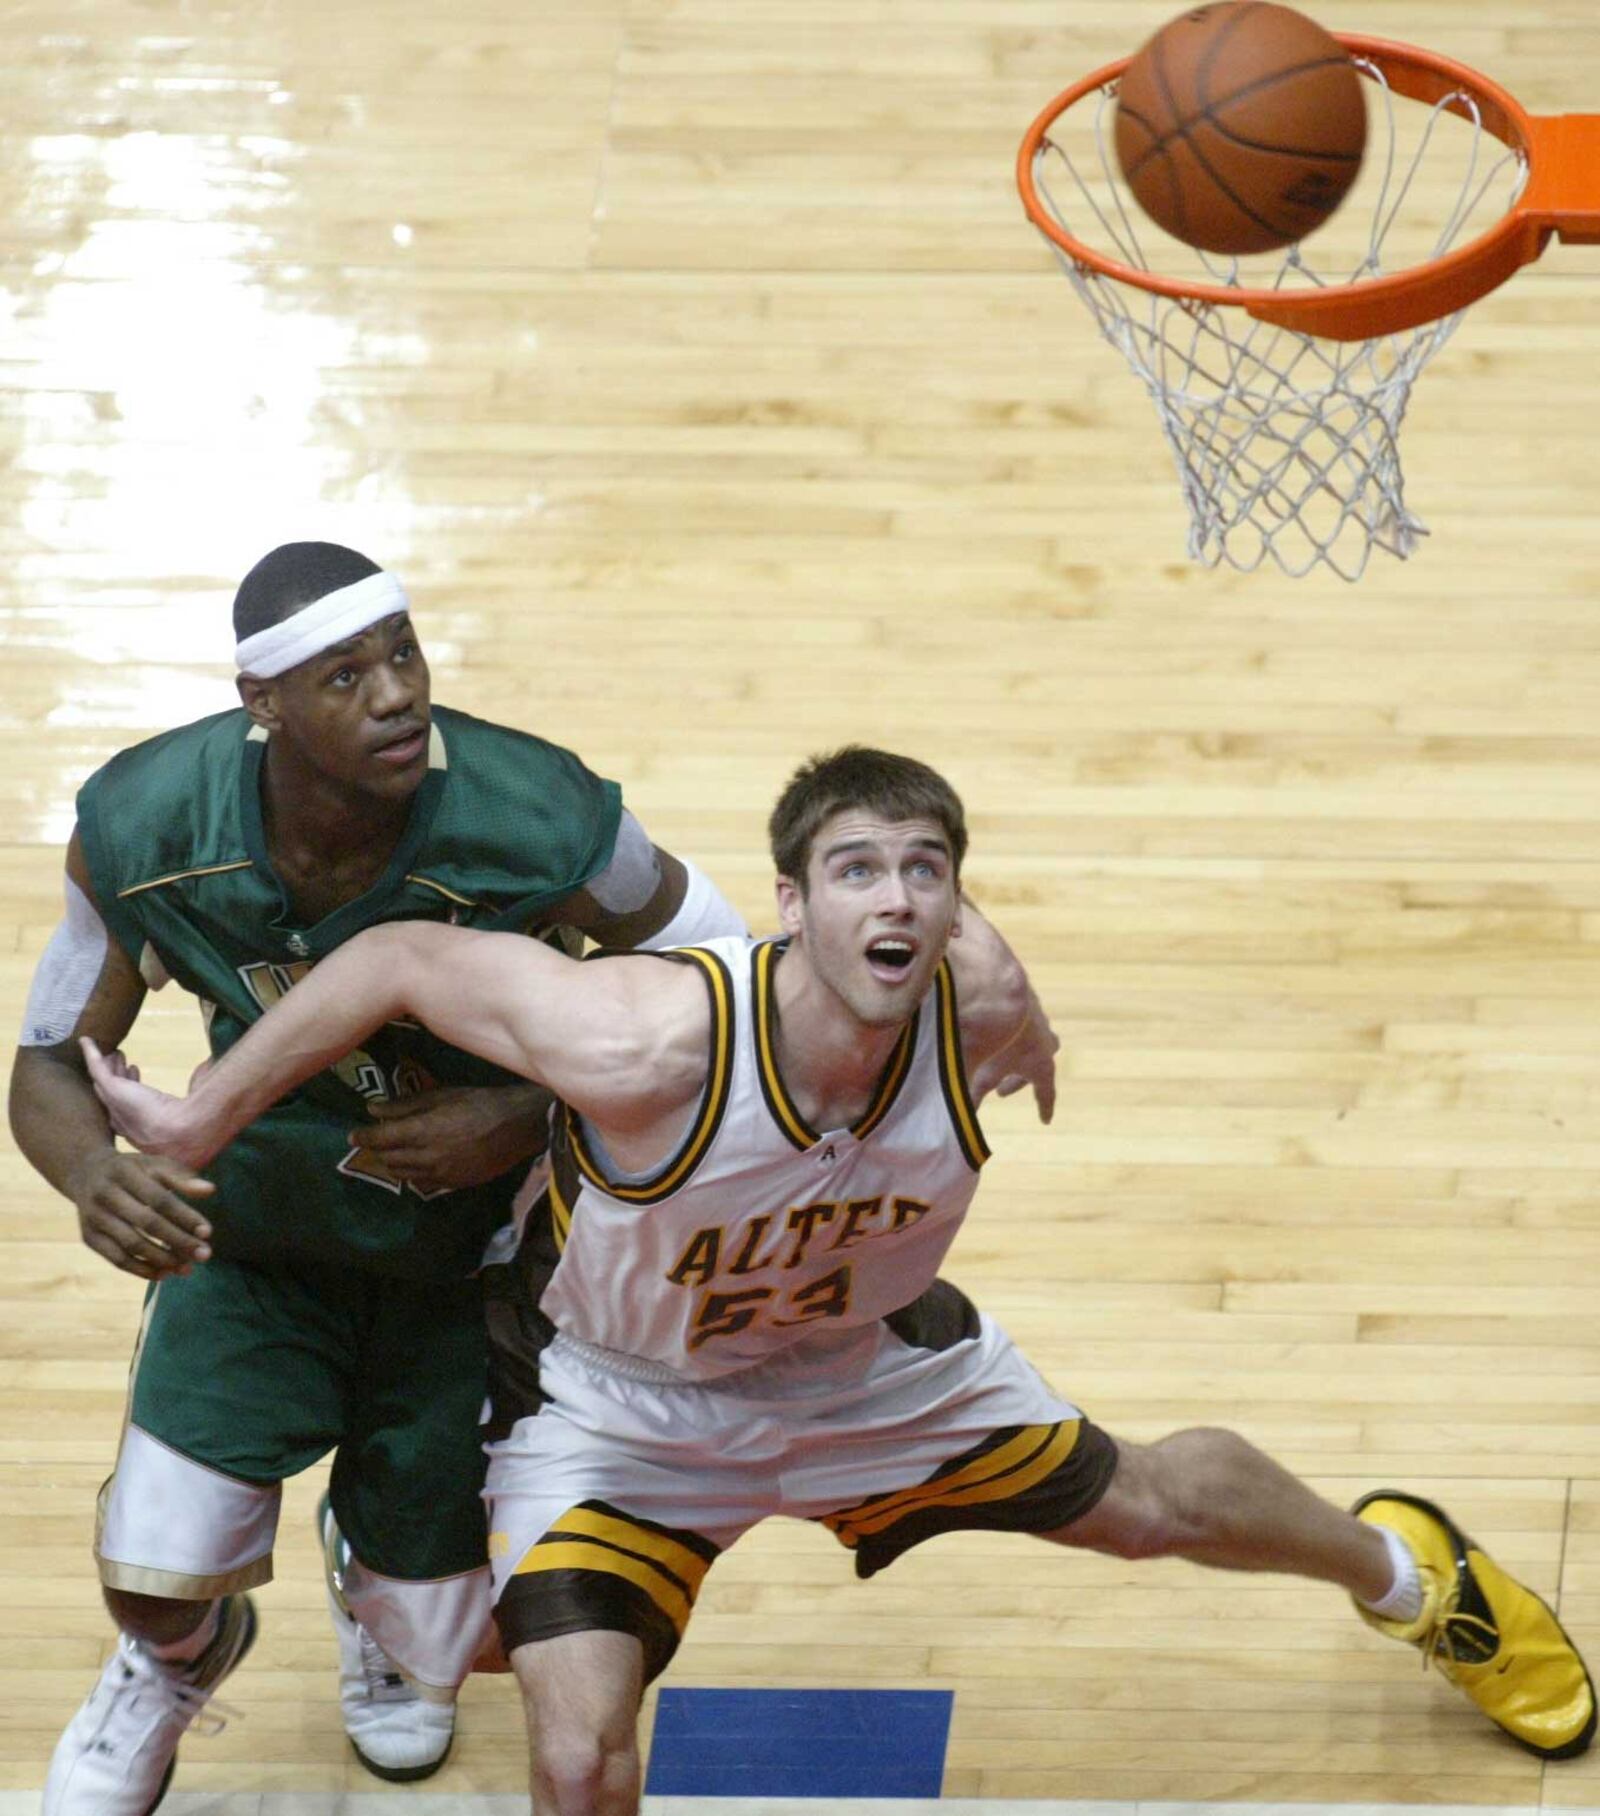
[97,1425,279,1598]
[340,1557,493,1690]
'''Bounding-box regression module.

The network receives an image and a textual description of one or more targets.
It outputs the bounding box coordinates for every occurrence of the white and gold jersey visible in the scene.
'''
[537,935,990,1381]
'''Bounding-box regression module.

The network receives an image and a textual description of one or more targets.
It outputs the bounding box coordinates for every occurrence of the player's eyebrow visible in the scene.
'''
[821,834,951,862]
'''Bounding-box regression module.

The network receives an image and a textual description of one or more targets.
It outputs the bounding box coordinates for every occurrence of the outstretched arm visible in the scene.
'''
[86,921,707,1171]
[948,899,1059,1123]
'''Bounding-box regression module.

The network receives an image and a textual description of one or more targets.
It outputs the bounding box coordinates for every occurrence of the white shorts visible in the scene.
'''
[485,1285,1117,1678]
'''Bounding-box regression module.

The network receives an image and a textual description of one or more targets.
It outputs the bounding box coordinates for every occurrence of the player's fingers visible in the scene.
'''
[86,1239,164,1281]
[349,1123,415,1156]
[140,1158,216,1205]
[355,1120,452,1161]
[102,1183,213,1259]
[84,1211,184,1280]
[364,1095,437,1122]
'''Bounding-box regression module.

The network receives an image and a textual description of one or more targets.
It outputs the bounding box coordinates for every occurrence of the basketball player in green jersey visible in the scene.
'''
[8,541,748,1812]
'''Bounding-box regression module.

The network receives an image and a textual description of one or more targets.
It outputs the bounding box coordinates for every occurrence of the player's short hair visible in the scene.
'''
[769,746,967,892]
[231,542,383,641]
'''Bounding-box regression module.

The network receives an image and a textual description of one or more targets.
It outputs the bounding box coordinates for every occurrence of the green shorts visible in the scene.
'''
[128,1255,488,1582]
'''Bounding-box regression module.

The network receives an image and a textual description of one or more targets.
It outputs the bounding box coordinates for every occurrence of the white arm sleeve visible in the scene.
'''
[20,874,109,1047]
[636,857,748,951]
[583,810,748,948]
[582,810,663,914]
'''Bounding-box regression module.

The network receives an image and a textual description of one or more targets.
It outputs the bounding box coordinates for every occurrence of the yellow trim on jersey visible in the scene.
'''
[935,960,991,1169]
[824,1421,1080,1545]
[753,941,812,1150]
[753,939,916,1150]
[404,873,480,908]
[852,1018,915,1140]
[567,946,734,1204]
[117,860,253,899]
[548,1167,573,1253]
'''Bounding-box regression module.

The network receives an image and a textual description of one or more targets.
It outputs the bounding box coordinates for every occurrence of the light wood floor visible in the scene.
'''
[4,0,1600,1804]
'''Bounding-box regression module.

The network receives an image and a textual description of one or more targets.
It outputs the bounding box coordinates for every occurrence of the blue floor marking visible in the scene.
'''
[643,1685,955,1798]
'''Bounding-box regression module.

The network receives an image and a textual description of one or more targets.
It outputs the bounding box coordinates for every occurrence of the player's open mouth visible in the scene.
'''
[865,937,917,982]
[373,727,428,767]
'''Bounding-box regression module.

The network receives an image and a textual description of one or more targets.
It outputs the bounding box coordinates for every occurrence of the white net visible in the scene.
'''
[1028,61,1526,579]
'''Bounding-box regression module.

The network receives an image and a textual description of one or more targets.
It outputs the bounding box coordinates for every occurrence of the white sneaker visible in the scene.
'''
[319,1492,455,1781]
[42,1594,256,1815]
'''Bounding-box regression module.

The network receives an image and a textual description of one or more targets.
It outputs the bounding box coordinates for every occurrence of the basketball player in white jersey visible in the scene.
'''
[87,747,1595,1814]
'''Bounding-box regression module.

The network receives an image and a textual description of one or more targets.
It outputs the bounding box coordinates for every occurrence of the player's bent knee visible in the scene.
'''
[531,1729,638,1816]
[512,1628,645,1815]
[531,1735,603,1810]
[1049,1428,1252,1559]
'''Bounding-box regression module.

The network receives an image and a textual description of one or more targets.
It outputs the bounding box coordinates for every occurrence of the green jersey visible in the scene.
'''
[76,704,622,1280]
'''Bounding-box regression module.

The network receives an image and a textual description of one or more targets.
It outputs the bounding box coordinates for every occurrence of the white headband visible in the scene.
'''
[234,571,412,677]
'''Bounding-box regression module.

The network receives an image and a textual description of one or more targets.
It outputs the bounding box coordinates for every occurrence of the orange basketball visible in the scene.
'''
[1113,2,1367,256]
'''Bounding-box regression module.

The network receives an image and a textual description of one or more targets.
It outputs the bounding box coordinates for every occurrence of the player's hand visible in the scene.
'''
[350,1084,555,1196]
[66,1142,215,1281]
[81,1037,224,1173]
[977,985,1059,1124]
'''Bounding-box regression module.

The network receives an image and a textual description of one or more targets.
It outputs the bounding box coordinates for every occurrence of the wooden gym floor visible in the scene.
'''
[2,0,1599,1805]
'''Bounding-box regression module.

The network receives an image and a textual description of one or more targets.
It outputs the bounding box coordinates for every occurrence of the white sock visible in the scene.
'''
[1359,1525,1425,1622]
[146,1600,221,1663]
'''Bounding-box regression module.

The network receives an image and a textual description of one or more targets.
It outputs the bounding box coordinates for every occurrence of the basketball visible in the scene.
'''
[1113,2,1367,256]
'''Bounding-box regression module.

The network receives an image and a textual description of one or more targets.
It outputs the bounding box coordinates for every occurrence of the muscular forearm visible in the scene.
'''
[187,922,579,1162]
[187,926,416,1157]
[9,1047,117,1201]
[949,898,1029,1030]
[952,898,1059,1122]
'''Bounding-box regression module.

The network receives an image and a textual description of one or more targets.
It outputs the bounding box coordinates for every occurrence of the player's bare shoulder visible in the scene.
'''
[569,946,722,1134]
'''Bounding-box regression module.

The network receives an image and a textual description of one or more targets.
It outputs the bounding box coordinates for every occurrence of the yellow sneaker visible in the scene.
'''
[1354,1490,1595,1759]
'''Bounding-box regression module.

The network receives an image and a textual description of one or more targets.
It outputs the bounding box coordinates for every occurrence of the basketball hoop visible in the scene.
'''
[1018,37,1600,578]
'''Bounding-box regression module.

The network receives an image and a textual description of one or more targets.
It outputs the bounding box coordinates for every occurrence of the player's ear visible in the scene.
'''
[774,873,804,936]
[236,673,283,732]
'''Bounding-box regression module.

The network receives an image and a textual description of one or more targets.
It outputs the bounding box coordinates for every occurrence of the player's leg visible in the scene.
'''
[511,1629,647,1816]
[484,1335,761,1816]
[323,1270,495,1779]
[805,1282,1594,1761]
[45,1262,302,1815]
[1043,1424,1391,1590]
[1047,1431,1596,1758]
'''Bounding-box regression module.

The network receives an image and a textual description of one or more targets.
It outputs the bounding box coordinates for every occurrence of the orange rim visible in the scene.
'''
[1017,34,1600,341]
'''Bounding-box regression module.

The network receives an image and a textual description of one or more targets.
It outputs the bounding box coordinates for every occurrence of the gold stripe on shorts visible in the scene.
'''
[824,1420,1081,1545]
[512,1506,712,1633]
